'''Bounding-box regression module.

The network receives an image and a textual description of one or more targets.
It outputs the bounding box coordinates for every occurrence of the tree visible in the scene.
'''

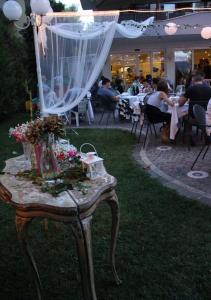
[50,0,65,12]
[65,4,78,12]
[0,12,28,119]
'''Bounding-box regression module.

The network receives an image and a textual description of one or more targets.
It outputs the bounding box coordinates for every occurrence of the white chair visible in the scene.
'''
[69,98,90,127]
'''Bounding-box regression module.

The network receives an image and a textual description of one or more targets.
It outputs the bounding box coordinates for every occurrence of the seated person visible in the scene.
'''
[142,80,152,93]
[179,73,211,118]
[152,77,160,91]
[113,79,124,94]
[90,81,99,99]
[130,76,142,95]
[97,78,120,102]
[146,80,173,124]
[206,99,211,136]
[146,74,152,85]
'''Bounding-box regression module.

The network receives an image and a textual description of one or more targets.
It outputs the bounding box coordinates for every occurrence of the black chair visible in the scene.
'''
[138,102,168,148]
[138,108,165,148]
[130,108,141,135]
[97,95,117,125]
[119,99,133,122]
[191,104,211,170]
[131,92,154,136]
[183,100,209,149]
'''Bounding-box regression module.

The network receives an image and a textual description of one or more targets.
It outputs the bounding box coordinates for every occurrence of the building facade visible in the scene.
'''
[82,0,211,87]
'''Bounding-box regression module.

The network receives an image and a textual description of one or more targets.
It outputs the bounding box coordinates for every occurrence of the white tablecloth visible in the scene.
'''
[88,99,94,122]
[120,93,147,106]
[168,103,188,140]
[129,100,188,140]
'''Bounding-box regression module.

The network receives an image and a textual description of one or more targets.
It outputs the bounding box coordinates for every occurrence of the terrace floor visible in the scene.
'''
[77,113,211,206]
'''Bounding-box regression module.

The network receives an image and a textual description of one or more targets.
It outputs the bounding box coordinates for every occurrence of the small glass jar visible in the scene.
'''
[22,141,32,161]
[40,134,60,179]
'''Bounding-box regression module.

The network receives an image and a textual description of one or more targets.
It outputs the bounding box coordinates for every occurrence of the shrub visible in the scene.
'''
[0,13,28,120]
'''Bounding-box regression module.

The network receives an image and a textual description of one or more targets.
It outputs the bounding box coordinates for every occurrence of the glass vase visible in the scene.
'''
[40,135,60,179]
[34,143,42,175]
[22,141,32,161]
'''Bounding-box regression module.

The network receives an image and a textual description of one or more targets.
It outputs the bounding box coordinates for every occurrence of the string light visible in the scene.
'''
[201,27,211,39]
[36,7,211,39]
[164,23,178,35]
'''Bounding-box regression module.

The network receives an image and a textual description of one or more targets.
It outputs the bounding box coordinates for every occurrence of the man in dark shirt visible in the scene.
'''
[179,74,211,117]
[97,78,120,102]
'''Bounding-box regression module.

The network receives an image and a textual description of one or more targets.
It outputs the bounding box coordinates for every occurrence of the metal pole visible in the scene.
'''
[31,15,45,116]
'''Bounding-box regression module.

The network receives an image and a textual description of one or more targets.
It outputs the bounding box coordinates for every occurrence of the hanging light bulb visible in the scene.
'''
[30,0,50,15]
[2,0,23,21]
[201,27,211,39]
[164,22,178,35]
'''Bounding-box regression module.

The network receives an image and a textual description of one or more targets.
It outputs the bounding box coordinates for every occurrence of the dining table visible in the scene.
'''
[0,155,121,300]
[127,94,189,140]
[119,93,147,119]
[167,96,189,140]
[120,92,147,107]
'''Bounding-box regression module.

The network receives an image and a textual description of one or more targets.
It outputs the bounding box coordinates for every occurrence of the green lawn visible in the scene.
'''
[1,114,211,299]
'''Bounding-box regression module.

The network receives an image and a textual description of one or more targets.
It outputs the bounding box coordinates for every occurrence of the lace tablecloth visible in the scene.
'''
[1,155,116,208]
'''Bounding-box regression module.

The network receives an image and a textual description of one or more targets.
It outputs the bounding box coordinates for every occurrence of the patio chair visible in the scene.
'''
[69,98,90,127]
[138,94,165,147]
[131,92,154,136]
[138,106,164,148]
[118,99,133,122]
[182,100,208,149]
[190,104,211,170]
[131,102,145,136]
[98,95,117,125]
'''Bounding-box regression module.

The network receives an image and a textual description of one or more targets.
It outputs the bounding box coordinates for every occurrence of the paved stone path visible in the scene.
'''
[74,113,211,206]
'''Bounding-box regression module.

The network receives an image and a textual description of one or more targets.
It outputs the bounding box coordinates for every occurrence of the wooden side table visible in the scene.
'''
[0,156,121,300]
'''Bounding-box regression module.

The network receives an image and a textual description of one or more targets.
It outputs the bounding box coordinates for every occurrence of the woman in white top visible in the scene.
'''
[146,80,174,124]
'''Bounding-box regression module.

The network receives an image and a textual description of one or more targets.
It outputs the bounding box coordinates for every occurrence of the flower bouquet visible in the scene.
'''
[24,116,65,178]
[9,123,32,160]
[9,117,92,196]
[9,123,29,142]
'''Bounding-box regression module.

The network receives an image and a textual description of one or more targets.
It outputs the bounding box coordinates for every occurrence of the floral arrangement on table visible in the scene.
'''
[9,116,65,175]
[25,116,65,144]
[8,116,89,195]
[9,116,65,144]
[9,123,29,142]
[55,145,78,162]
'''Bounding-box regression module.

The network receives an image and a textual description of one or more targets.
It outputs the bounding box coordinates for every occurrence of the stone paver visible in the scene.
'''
[74,113,211,206]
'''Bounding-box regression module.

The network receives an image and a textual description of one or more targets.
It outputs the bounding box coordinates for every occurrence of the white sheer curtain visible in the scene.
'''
[116,17,154,38]
[40,12,119,115]
[38,12,154,115]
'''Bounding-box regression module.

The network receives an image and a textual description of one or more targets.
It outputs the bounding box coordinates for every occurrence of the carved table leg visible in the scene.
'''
[71,216,97,300]
[16,215,42,300]
[105,192,122,285]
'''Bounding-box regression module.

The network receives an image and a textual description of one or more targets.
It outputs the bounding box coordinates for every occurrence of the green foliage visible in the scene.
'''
[50,0,65,12]
[65,4,78,12]
[0,13,28,120]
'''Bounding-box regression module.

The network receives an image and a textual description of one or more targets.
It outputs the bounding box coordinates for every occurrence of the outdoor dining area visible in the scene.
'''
[2,0,211,299]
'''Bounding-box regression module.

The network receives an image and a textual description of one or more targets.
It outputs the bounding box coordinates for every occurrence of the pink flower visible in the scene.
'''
[67,149,77,158]
[9,123,29,143]
[56,152,66,161]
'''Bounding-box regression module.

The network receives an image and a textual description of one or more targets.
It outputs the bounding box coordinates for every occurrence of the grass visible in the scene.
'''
[1,114,211,299]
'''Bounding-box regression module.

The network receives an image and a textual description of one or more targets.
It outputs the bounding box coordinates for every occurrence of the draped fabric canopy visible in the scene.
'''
[38,11,154,115]
[116,17,154,38]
